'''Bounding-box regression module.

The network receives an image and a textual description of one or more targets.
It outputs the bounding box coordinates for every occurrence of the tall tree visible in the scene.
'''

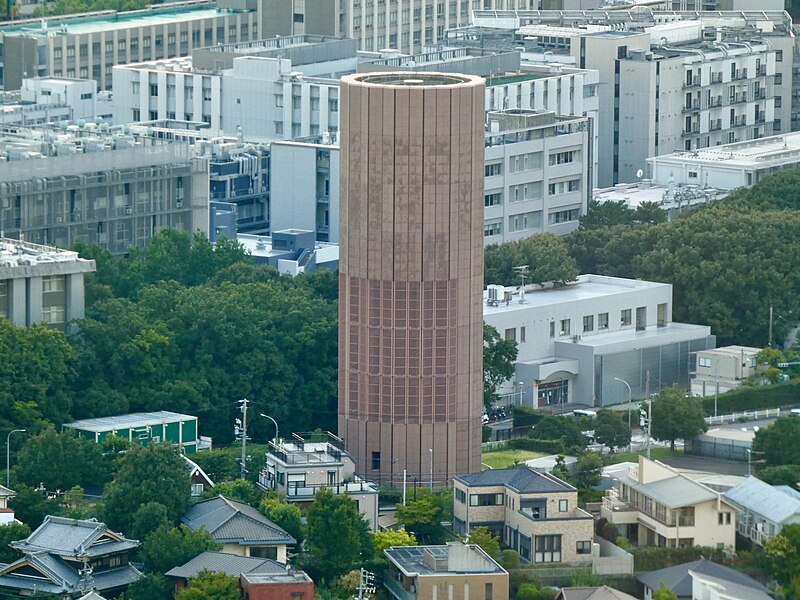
[466,526,500,559]
[484,233,579,288]
[259,496,304,547]
[572,452,603,491]
[396,498,445,544]
[483,324,518,410]
[649,388,707,451]
[305,488,371,582]
[753,416,800,467]
[373,528,417,555]
[102,443,191,533]
[593,409,631,452]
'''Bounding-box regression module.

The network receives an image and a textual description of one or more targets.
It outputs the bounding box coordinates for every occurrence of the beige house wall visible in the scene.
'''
[415,572,509,600]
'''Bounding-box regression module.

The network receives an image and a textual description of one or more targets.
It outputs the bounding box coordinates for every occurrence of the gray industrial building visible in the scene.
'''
[0,124,209,254]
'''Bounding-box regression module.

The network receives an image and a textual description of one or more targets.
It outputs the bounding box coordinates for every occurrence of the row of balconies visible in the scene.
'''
[683,93,766,111]
[685,67,770,89]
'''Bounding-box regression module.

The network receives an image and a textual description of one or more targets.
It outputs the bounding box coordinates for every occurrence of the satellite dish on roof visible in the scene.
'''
[636,169,644,178]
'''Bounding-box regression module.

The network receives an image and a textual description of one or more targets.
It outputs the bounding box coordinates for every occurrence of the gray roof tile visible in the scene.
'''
[454,467,574,494]
[636,559,770,596]
[165,551,286,579]
[724,476,800,524]
[558,586,638,600]
[182,496,295,546]
[11,516,138,558]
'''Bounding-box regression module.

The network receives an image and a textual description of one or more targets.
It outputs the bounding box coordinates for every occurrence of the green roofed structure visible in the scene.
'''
[62,410,203,453]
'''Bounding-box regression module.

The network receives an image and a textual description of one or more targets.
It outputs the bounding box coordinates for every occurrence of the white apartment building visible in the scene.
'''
[483,109,591,241]
[263,0,537,54]
[648,130,800,190]
[0,1,262,91]
[482,275,714,408]
[468,10,794,186]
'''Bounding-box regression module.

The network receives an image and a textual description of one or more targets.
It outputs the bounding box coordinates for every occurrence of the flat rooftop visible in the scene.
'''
[0,238,87,267]
[483,274,669,316]
[2,4,223,36]
[386,544,506,576]
[63,410,196,432]
[651,131,800,169]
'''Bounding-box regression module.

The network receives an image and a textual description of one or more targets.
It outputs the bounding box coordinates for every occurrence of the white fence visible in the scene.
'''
[705,408,781,426]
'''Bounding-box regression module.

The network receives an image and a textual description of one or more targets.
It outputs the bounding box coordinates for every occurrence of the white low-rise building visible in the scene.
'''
[482,274,715,408]
[690,345,760,397]
[648,131,800,190]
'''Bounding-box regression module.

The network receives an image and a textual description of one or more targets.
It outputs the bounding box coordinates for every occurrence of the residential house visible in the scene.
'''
[165,551,286,591]
[723,476,800,547]
[636,559,770,600]
[0,516,141,597]
[183,455,215,498]
[383,543,508,600]
[690,568,772,600]
[181,496,295,561]
[257,432,378,531]
[602,457,736,549]
[0,485,16,525]
[453,468,594,565]
[556,586,638,600]
[78,593,109,600]
[63,411,205,453]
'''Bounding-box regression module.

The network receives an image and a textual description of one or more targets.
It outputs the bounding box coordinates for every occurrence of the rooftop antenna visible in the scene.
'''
[513,265,529,303]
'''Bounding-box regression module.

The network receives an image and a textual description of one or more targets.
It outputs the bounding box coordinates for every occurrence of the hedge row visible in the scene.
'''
[701,379,800,415]
[507,437,569,454]
[513,406,548,428]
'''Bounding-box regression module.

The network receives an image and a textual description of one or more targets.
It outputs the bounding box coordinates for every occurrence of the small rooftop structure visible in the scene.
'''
[0,238,92,271]
[241,571,314,585]
[556,586,638,600]
[64,410,196,434]
[385,543,507,576]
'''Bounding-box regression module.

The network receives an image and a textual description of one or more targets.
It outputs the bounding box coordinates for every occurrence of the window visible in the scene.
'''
[484,192,502,207]
[548,180,580,196]
[485,162,502,177]
[534,535,562,563]
[559,499,568,512]
[718,511,732,525]
[598,312,609,330]
[310,97,320,111]
[42,276,65,293]
[775,73,783,85]
[620,309,632,327]
[43,305,66,324]
[485,583,493,600]
[455,489,466,503]
[550,321,555,338]
[504,328,516,342]
[469,493,504,506]
[275,121,284,135]
[559,319,570,336]
[105,41,113,53]
[549,151,575,165]
[548,208,580,224]
[329,99,339,112]
[509,152,539,173]
[776,50,783,62]
[371,451,381,470]
[520,327,526,343]
[150,84,158,97]
[582,315,593,333]
[576,540,592,554]
[699,356,712,368]
[67,46,75,58]
[292,95,301,109]
[293,12,304,22]
[484,221,501,237]
[191,483,204,497]
[509,211,541,233]
[275,94,283,108]
[54,48,63,59]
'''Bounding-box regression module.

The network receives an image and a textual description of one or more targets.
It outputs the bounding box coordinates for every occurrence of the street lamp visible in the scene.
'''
[614,377,633,451]
[6,429,25,488]
[259,414,278,447]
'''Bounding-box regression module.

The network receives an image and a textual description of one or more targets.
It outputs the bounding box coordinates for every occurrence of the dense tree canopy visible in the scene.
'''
[484,233,578,288]
[753,416,800,468]
[173,570,241,600]
[649,388,707,450]
[102,443,191,533]
[139,525,221,574]
[593,409,631,452]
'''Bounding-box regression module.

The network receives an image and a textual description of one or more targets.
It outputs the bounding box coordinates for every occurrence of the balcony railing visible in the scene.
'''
[711,72,723,84]
[757,65,768,76]
[709,96,723,108]
[737,521,772,547]
[684,75,701,88]
[384,574,416,600]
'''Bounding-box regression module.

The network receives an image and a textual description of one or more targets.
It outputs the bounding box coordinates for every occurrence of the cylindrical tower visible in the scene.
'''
[338,73,485,486]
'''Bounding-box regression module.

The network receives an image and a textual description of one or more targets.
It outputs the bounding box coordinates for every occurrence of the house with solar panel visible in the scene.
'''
[181,496,295,562]
[0,516,141,597]
[62,411,206,454]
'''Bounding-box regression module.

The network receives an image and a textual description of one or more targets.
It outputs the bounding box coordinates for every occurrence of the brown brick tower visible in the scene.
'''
[338,73,485,486]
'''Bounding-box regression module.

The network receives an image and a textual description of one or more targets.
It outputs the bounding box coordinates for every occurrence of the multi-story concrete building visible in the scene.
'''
[482,274,715,407]
[0,124,209,254]
[263,0,537,54]
[469,9,794,186]
[602,457,737,549]
[453,468,594,565]
[0,77,112,126]
[256,431,379,530]
[690,345,760,397]
[384,544,508,600]
[0,237,95,331]
[0,1,262,91]
[648,130,800,190]
[483,108,590,241]
[338,73,485,485]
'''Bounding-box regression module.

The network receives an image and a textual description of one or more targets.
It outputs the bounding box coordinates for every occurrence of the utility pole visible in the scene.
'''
[645,371,652,460]
[402,469,407,506]
[236,398,249,479]
[356,568,375,600]
[429,448,433,492]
